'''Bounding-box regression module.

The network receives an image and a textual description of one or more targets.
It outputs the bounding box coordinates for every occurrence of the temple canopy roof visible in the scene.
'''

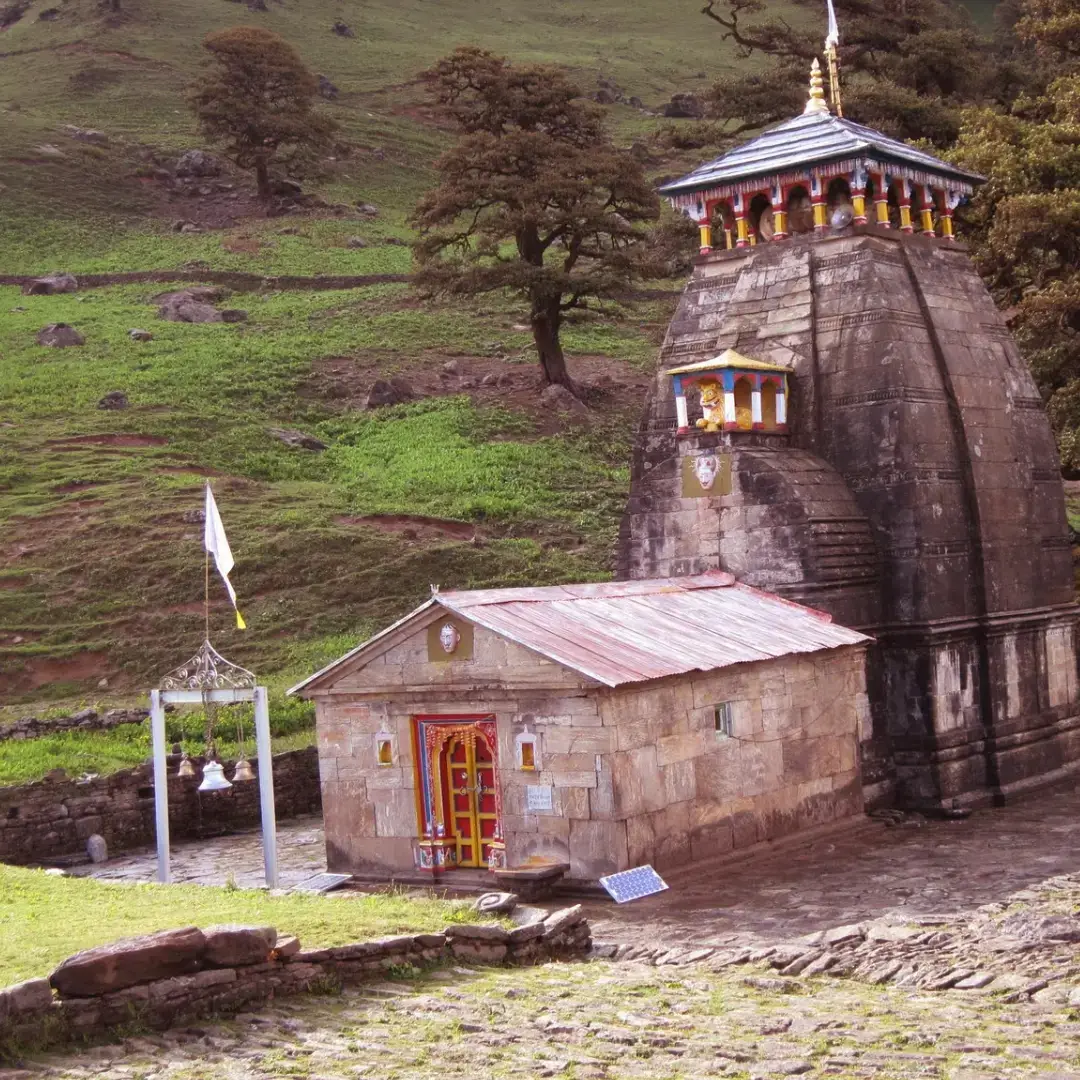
[666,349,791,377]
[659,110,984,201]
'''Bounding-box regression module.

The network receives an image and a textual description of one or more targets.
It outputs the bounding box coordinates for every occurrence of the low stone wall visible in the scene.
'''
[0,747,321,864]
[0,909,592,1060]
[0,708,147,744]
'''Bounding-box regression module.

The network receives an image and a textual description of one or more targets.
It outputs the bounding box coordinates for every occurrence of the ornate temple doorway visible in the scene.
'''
[412,715,504,871]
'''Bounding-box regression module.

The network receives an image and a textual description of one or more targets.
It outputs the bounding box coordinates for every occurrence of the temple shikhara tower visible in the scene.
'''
[620,61,1080,809]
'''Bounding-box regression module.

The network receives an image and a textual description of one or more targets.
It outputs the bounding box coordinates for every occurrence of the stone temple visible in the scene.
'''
[619,62,1080,810]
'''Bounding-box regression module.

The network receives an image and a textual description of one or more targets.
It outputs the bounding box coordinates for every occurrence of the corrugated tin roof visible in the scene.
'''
[659,111,984,197]
[290,572,871,694]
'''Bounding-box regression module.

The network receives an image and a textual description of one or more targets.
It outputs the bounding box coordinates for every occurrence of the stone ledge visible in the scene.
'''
[0,909,591,1063]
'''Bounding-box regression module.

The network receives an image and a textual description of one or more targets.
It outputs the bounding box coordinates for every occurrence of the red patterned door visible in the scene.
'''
[441,730,500,868]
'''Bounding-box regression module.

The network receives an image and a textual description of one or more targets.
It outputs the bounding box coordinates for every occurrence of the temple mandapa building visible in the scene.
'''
[290,574,869,883]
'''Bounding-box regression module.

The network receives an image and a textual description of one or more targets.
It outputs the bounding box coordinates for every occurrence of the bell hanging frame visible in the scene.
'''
[150,639,278,887]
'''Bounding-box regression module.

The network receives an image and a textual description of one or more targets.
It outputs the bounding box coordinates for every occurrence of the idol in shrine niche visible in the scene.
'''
[696,379,725,432]
[667,350,790,436]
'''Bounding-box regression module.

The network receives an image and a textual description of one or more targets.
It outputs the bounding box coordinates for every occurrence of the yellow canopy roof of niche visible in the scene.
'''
[665,349,792,377]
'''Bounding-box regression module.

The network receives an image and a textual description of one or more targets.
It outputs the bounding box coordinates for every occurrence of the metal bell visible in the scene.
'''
[198,759,232,792]
[231,757,256,783]
[176,753,196,779]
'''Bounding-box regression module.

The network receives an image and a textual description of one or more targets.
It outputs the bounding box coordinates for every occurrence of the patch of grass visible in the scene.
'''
[0,864,484,986]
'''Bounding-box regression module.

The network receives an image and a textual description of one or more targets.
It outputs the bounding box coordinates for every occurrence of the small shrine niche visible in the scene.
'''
[376,733,395,766]
[666,350,790,435]
[516,731,539,771]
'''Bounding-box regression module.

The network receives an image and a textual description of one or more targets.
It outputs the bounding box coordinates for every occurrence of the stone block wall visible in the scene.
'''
[0,747,320,864]
[0,909,592,1061]
[316,620,866,882]
[598,645,867,873]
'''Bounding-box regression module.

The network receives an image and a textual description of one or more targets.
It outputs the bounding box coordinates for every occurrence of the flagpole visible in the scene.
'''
[204,483,211,643]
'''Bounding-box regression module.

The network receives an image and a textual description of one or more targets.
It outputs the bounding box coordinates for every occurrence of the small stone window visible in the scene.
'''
[515,732,539,771]
[714,702,734,739]
[376,736,394,766]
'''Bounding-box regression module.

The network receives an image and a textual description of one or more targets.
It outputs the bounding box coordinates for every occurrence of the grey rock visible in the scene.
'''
[662,92,703,118]
[442,359,461,376]
[445,924,510,944]
[203,925,276,968]
[365,377,416,408]
[50,927,206,997]
[86,834,108,863]
[332,19,354,36]
[128,328,153,342]
[542,905,584,937]
[63,126,108,144]
[220,309,248,323]
[23,272,77,295]
[175,150,222,178]
[473,891,518,915]
[6,977,52,1014]
[356,202,379,217]
[318,75,339,100]
[481,373,499,386]
[36,322,84,347]
[539,383,589,415]
[98,390,129,411]
[269,427,328,451]
[346,236,367,249]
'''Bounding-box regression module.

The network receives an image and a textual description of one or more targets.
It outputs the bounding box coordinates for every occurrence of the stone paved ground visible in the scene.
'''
[65,816,326,891]
[13,935,1080,1080]
[22,788,1080,1079]
[580,785,1080,950]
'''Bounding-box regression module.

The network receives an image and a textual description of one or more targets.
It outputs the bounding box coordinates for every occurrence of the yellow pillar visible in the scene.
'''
[812,200,827,232]
[736,216,749,248]
[919,207,935,236]
[941,213,954,240]
[773,208,788,239]
[899,204,913,233]
[724,228,734,250]
[852,193,866,225]
[875,197,889,227]
[699,223,713,253]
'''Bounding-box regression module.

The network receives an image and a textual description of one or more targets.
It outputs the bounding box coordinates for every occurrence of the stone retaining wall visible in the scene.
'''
[0,708,147,744]
[0,271,410,291]
[0,909,591,1060]
[0,747,321,864]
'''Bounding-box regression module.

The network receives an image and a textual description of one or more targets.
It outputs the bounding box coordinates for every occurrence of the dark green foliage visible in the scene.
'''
[190,26,336,199]
[412,48,662,394]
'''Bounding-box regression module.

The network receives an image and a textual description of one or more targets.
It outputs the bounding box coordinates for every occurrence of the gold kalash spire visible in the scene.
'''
[803,58,830,116]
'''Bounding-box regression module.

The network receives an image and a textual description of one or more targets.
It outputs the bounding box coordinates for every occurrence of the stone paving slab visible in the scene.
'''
[578,784,1080,949]
[65,815,326,891]
[20,949,1080,1079]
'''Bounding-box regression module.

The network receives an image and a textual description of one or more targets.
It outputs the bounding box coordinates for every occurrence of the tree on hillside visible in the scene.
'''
[412,47,661,394]
[701,0,1004,143]
[952,0,1080,467]
[190,26,335,201]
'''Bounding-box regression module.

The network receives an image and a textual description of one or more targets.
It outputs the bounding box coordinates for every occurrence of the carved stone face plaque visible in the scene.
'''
[693,455,719,491]
[439,623,460,654]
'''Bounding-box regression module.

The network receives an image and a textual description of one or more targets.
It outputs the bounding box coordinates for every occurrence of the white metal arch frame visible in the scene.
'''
[150,640,278,887]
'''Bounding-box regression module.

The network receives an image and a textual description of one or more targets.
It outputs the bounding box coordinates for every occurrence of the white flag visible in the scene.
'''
[204,484,246,630]
[825,0,840,47]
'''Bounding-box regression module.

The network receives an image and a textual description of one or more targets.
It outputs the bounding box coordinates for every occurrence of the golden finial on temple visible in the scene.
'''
[803,58,829,116]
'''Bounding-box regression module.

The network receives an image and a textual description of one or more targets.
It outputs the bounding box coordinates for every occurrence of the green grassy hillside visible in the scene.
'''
[0,0,762,708]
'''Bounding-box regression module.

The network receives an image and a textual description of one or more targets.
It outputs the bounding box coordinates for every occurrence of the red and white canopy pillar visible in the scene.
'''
[873,171,890,228]
[896,177,914,234]
[693,200,712,254]
[939,189,961,241]
[850,165,869,225]
[810,173,827,234]
[733,192,750,248]
[770,182,788,240]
